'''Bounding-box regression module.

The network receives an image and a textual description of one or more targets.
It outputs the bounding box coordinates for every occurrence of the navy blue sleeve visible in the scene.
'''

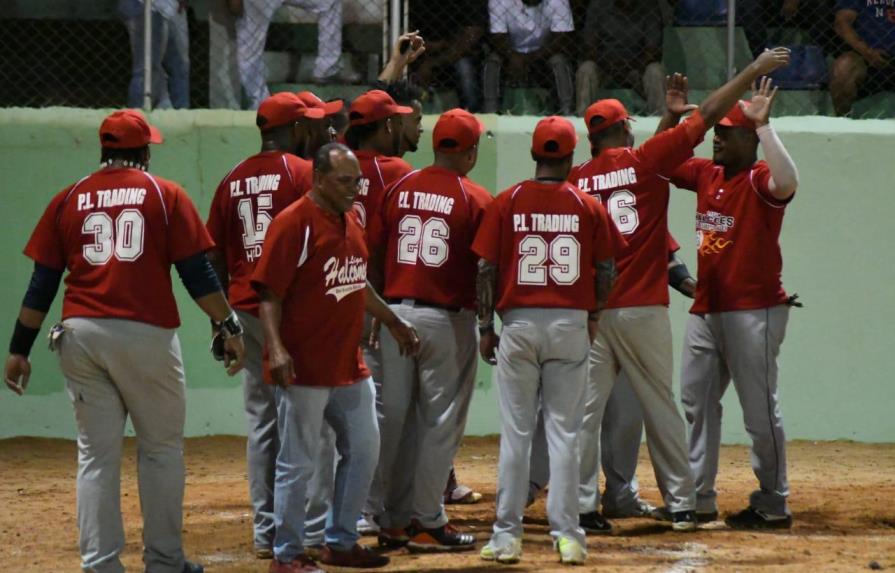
[174,252,223,299]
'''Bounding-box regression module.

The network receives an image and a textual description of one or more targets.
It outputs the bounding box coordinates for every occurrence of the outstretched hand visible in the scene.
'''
[753,47,791,76]
[665,73,698,116]
[742,76,778,127]
[394,31,426,66]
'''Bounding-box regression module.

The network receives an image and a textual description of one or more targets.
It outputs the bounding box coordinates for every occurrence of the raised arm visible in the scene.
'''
[742,77,800,201]
[655,73,699,134]
[378,31,426,83]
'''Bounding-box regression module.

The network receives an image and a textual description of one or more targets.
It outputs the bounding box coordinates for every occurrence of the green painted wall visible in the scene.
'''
[0,108,892,442]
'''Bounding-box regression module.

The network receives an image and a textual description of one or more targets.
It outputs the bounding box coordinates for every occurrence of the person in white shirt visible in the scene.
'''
[484,0,575,115]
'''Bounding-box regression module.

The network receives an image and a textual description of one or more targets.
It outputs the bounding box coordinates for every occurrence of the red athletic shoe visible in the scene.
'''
[268,554,324,573]
[320,544,390,568]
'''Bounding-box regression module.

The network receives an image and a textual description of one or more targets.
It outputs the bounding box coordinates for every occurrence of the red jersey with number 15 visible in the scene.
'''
[671,158,791,314]
[352,150,413,238]
[472,180,625,312]
[569,112,706,309]
[206,151,312,316]
[376,166,493,309]
[23,168,213,328]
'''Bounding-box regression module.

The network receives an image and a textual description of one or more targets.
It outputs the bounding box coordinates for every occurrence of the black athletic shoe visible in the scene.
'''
[182,561,204,573]
[651,506,718,524]
[725,507,792,530]
[406,523,476,553]
[579,511,613,534]
[671,510,698,532]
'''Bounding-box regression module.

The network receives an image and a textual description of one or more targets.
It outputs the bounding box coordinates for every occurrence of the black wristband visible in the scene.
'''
[9,320,40,357]
[219,312,244,339]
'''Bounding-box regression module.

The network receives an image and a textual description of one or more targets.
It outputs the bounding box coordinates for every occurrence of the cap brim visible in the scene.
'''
[301,108,326,120]
[323,100,344,115]
[394,105,414,115]
[148,124,164,144]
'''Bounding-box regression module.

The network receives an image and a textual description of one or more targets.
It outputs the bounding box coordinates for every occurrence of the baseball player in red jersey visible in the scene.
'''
[368,109,490,552]
[670,78,800,530]
[296,91,344,159]
[474,117,625,565]
[206,92,320,559]
[252,143,419,573]
[342,89,415,533]
[568,49,791,534]
[4,110,246,573]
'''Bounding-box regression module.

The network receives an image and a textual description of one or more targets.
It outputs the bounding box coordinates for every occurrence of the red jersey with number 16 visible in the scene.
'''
[206,151,312,316]
[24,168,213,328]
[670,158,791,314]
[472,180,625,312]
[569,112,706,309]
[376,166,493,309]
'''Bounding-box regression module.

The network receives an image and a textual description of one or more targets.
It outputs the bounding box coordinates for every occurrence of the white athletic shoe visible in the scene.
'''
[357,514,380,535]
[555,536,586,565]
[480,538,522,564]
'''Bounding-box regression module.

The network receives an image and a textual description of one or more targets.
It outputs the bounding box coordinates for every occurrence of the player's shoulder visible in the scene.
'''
[379,155,413,176]
[460,176,492,201]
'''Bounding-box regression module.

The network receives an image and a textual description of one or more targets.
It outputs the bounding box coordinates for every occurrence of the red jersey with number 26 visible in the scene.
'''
[472,180,625,312]
[569,112,706,309]
[206,151,312,316]
[671,159,791,314]
[251,196,371,388]
[352,150,413,238]
[23,168,213,328]
[377,166,493,309]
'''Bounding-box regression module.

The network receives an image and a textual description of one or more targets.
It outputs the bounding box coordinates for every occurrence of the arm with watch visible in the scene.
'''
[475,258,499,366]
[589,258,618,342]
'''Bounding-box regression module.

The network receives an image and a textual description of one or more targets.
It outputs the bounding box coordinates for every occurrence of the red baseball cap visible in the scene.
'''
[99,109,163,149]
[584,99,632,134]
[531,116,578,159]
[257,92,325,131]
[433,108,484,153]
[296,90,344,116]
[718,101,756,130]
[348,90,413,126]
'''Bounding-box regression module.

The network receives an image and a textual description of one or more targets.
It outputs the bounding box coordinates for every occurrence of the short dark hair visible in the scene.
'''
[587,119,625,148]
[314,142,352,174]
[344,119,386,150]
[100,146,147,165]
[530,151,573,166]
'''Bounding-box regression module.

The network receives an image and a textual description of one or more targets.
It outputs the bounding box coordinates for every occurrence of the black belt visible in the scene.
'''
[386,298,464,313]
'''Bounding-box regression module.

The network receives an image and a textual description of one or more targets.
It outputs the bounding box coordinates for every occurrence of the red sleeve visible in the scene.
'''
[288,155,314,197]
[381,157,413,185]
[167,185,215,262]
[633,111,707,177]
[205,181,228,254]
[669,158,713,191]
[471,193,504,264]
[466,181,494,234]
[251,211,303,299]
[668,231,681,254]
[590,196,627,262]
[23,189,69,271]
[749,162,792,206]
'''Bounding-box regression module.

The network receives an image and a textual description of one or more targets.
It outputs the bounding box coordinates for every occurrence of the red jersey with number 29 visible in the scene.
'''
[206,151,312,316]
[671,158,791,314]
[352,150,413,239]
[472,180,625,312]
[23,168,213,328]
[569,112,707,309]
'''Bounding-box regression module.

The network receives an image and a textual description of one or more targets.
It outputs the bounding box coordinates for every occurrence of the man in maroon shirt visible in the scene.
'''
[670,77,800,530]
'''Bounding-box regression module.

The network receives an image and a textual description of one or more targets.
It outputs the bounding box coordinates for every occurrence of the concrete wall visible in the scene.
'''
[1,108,893,442]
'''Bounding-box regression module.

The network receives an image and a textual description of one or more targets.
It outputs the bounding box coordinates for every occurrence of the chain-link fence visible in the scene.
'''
[2,1,894,117]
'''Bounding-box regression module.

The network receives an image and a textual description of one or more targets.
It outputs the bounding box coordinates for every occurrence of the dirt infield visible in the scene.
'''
[2,436,894,572]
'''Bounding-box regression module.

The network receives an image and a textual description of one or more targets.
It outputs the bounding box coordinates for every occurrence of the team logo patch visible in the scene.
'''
[697,230,734,256]
[323,255,367,301]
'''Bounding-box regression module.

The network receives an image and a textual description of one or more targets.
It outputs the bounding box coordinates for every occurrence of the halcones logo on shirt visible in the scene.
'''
[695,210,735,256]
[323,255,367,301]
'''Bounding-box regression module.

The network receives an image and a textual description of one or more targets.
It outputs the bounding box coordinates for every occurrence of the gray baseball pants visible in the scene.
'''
[579,306,695,514]
[489,308,589,550]
[377,302,477,529]
[238,312,335,550]
[681,306,790,516]
[57,317,188,573]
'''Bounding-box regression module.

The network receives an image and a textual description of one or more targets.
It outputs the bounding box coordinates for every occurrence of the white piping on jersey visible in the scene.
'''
[509,184,524,200]
[381,169,419,205]
[61,174,92,206]
[562,183,585,207]
[142,171,170,225]
[297,225,311,268]
[280,154,294,186]
[372,157,387,189]
[749,168,785,209]
[456,176,475,219]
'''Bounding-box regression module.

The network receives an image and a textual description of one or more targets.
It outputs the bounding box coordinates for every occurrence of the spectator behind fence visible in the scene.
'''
[409,0,488,111]
[575,0,666,116]
[738,0,837,58]
[209,0,243,109]
[231,0,359,110]
[119,0,190,109]
[484,0,575,115]
[830,0,895,116]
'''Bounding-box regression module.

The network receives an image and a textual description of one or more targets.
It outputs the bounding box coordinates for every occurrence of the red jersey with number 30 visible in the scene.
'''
[376,166,493,309]
[472,180,625,312]
[251,196,371,387]
[206,151,312,316]
[569,112,707,309]
[23,168,213,328]
[671,159,791,313]
[352,150,413,239]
